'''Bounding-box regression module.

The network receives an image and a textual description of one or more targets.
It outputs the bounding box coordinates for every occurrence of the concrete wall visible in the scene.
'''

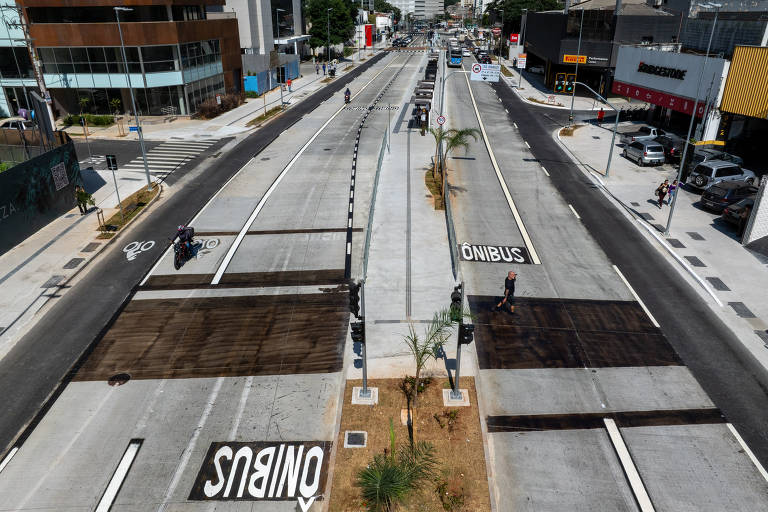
[744,176,768,246]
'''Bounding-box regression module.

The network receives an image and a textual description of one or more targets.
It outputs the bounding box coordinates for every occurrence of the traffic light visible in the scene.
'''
[450,284,462,322]
[351,321,366,345]
[349,281,361,318]
[554,73,566,93]
[458,323,474,345]
[565,73,576,93]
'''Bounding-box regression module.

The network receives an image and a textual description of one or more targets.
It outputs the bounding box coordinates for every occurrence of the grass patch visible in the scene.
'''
[560,124,585,136]
[501,65,513,77]
[425,168,445,210]
[321,77,333,83]
[100,184,159,232]
[96,232,115,239]
[343,65,353,71]
[528,96,564,107]
[328,378,490,511]
[246,106,282,127]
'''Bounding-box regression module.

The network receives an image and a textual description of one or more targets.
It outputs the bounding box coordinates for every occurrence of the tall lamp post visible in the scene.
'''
[665,2,721,236]
[517,8,527,89]
[568,8,584,125]
[114,7,152,192]
[326,8,333,63]
[275,7,285,108]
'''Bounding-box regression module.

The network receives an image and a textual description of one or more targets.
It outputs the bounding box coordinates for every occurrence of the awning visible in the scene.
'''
[275,35,311,45]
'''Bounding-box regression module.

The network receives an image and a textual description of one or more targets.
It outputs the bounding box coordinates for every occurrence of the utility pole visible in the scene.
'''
[518,8,527,89]
[568,8,584,125]
[276,8,285,108]
[327,8,332,64]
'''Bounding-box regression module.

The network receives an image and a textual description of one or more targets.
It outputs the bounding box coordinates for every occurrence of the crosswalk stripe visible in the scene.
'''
[124,163,178,169]
[146,151,199,157]
[157,142,214,148]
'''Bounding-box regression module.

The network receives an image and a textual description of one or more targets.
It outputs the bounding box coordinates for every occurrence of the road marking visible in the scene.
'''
[612,265,660,327]
[95,439,143,512]
[347,242,352,254]
[568,204,581,220]
[210,58,399,285]
[513,122,518,129]
[505,108,509,113]
[727,423,768,484]
[540,166,550,177]
[463,73,540,264]
[0,447,18,474]
[524,140,531,149]
[604,418,656,512]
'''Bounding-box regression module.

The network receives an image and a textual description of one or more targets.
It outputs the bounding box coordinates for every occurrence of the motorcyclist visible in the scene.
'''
[177,224,194,256]
[344,88,351,103]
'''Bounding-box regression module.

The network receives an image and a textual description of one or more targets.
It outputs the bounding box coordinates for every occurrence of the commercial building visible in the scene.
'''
[0,5,39,118]
[15,0,242,117]
[525,0,681,94]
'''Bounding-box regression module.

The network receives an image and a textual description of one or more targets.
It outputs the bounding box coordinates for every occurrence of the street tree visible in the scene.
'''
[305,0,355,55]
[403,308,455,408]
[430,127,481,194]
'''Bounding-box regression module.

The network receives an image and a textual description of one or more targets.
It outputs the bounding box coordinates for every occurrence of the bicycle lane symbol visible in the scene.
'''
[123,240,156,261]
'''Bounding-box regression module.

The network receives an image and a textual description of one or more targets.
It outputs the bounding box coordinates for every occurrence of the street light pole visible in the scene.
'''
[574,81,620,177]
[276,8,285,108]
[114,7,152,192]
[517,8,527,89]
[327,8,332,64]
[665,2,720,236]
[568,8,584,125]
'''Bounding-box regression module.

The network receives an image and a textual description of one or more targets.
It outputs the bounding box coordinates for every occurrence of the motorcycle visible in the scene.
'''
[171,237,191,270]
[344,92,350,104]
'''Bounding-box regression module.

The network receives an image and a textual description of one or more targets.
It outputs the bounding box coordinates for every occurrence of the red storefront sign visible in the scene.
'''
[612,80,705,117]
[365,24,373,47]
[509,33,519,43]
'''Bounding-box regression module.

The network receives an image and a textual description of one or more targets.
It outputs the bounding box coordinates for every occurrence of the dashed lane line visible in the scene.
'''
[612,265,660,328]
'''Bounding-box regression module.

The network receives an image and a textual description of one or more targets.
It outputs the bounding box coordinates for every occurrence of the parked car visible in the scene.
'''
[686,160,756,189]
[722,197,755,227]
[654,134,685,163]
[699,182,758,212]
[623,140,666,166]
[689,148,743,169]
[0,117,35,130]
[620,126,666,145]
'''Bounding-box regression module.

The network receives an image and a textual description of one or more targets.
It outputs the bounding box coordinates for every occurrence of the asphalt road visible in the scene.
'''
[490,78,768,465]
[0,52,388,458]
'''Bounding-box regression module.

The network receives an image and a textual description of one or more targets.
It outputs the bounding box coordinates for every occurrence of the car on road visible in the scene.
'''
[479,55,492,64]
[699,182,758,213]
[623,140,666,166]
[620,125,666,145]
[686,160,756,189]
[722,197,755,227]
[462,49,470,57]
[654,134,685,163]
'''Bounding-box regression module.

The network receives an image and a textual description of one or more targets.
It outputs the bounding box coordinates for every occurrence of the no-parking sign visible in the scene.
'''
[437,115,446,125]
[471,63,500,82]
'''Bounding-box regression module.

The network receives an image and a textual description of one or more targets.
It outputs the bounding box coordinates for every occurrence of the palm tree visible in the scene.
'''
[403,308,455,408]
[429,127,481,194]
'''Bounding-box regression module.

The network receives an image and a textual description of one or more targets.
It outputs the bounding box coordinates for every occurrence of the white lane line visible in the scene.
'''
[463,73,541,264]
[524,140,531,149]
[568,204,581,220]
[210,58,398,285]
[95,439,143,512]
[540,166,550,177]
[229,376,254,438]
[604,418,656,512]
[346,242,352,254]
[0,446,18,474]
[612,265,660,328]
[505,108,509,113]
[158,377,224,511]
[513,122,518,129]
[727,423,768,484]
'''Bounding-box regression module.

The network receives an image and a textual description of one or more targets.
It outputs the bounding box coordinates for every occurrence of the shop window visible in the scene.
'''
[0,47,34,78]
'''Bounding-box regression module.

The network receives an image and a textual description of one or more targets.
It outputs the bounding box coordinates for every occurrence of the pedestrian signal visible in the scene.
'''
[458,323,474,345]
[565,73,576,93]
[351,321,365,344]
[349,281,361,318]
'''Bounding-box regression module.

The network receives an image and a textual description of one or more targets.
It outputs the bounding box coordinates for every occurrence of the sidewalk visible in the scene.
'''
[556,120,768,359]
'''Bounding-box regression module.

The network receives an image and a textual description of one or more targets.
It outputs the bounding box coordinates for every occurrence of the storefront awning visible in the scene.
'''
[612,81,705,118]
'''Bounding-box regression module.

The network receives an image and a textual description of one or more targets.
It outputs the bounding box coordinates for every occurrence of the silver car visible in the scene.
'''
[686,160,756,189]
[623,140,665,166]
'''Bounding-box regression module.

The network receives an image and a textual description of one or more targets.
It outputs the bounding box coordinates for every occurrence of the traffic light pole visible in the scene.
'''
[568,8,584,126]
[359,280,371,399]
[450,281,464,400]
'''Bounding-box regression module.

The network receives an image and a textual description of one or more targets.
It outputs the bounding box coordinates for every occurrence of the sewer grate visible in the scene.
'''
[652,224,666,232]
[65,214,76,218]
[63,257,85,269]
[687,231,705,241]
[639,213,654,221]
[706,277,730,291]
[667,238,685,248]
[107,373,131,386]
[260,157,270,161]
[82,242,100,253]
[729,302,756,318]
[631,202,640,207]
[592,136,601,139]
[344,431,367,448]
[756,330,768,344]
[684,256,706,267]
[41,275,65,288]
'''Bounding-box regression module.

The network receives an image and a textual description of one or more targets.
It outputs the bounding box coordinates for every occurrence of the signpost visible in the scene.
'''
[437,115,446,125]
[106,154,125,224]
[517,53,527,69]
[470,63,501,82]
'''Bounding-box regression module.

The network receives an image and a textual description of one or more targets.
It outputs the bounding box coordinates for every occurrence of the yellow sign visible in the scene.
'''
[694,140,726,146]
[563,54,587,64]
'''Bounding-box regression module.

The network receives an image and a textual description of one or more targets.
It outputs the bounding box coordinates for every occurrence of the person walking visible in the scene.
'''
[419,108,427,136]
[655,179,669,209]
[75,185,92,215]
[286,78,292,92]
[322,62,326,75]
[597,108,605,125]
[496,271,517,314]
[315,63,319,75]
[667,179,678,205]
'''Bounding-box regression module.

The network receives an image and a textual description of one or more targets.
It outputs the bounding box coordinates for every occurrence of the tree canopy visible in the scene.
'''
[374,0,401,24]
[305,0,356,49]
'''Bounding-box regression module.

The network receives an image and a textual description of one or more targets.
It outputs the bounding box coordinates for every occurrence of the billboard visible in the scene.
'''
[365,24,373,47]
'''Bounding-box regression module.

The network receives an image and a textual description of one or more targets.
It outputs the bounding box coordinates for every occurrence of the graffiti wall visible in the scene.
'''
[0,140,81,256]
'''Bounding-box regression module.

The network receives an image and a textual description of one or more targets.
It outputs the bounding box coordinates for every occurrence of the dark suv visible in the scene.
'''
[699,182,758,212]
[654,135,685,163]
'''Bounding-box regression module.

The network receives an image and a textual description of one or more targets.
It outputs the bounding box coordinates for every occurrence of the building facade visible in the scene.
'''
[15,0,242,117]
[0,4,39,118]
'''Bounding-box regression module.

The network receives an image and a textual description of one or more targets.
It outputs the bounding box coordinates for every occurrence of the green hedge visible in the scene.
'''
[62,114,115,127]
[245,90,260,98]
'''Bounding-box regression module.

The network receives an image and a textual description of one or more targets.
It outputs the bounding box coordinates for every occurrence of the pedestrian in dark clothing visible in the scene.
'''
[322,63,326,75]
[75,185,89,214]
[315,63,319,74]
[496,271,517,313]
[656,179,669,209]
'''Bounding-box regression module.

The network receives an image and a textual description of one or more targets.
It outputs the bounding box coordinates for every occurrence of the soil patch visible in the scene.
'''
[101,184,159,231]
[328,378,490,511]
[425,169,445,210]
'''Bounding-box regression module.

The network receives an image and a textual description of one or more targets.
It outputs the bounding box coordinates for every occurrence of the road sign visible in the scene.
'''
[106,154,118,170]
[517,53,527,69]
[129,126,139,132]
[437,115,446,125]
[509,33,519,43]
[492,27,501,35]
[470,63,500,82]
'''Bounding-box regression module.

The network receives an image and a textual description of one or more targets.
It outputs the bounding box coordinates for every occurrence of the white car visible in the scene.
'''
[0,117,35,130]
[462,49,470,57]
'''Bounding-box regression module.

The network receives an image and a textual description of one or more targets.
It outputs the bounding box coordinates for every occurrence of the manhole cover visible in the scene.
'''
[107,373,131,386]
[592,136,601,139]
[260,157,270,161]
[324,148,333,151]
[344,431,367,448]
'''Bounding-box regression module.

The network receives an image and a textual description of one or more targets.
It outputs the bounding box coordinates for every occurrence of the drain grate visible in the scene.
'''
[82,242,100,253]
[687,231,705,241]
[63,257,85,269]
[41,275,65,288]
[667,238,685,248]
[639,213,654,221]
[260,157,270,161]
[107,373,131,386]
[631,202,640,207]
[729,302,756,318]
[344,431,367,448]
[684,256,706,267]
[706,277,730,291]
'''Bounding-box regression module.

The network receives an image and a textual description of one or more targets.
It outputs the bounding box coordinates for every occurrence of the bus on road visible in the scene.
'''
[447,46,463,67]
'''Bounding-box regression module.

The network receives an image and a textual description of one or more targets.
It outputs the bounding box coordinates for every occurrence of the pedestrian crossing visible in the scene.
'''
[121,139,218,180]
